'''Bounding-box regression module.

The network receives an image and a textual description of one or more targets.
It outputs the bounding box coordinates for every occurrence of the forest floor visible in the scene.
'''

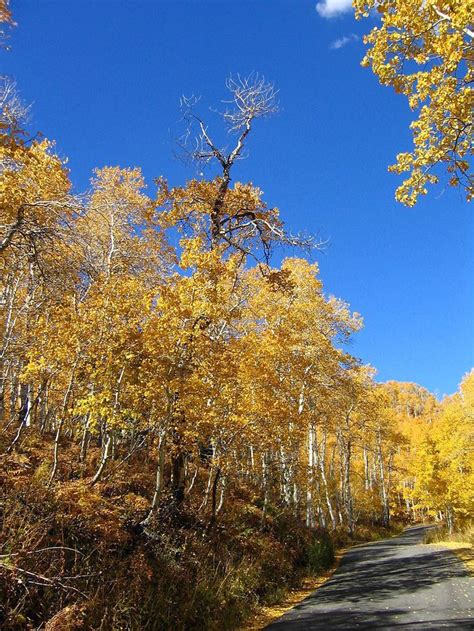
[260,525,474,630]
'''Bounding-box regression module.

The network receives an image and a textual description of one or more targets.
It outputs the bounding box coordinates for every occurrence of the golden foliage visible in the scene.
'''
[355,0,473,205]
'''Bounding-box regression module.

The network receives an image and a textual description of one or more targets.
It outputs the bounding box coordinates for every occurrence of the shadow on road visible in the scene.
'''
[266,526,473,629]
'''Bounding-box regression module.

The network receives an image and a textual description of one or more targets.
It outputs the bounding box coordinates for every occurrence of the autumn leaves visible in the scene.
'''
[1,70,471,533]
[355,0,473,205]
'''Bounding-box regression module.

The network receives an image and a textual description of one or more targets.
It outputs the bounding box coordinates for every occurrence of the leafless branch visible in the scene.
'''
[0,75,30,137]
[222,73,279,133]
[0,562,89,599]
[178,73,279,172]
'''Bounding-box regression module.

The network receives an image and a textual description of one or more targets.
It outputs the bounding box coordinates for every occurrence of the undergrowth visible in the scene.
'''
[424,523,474,546]
[0,435,338,631]
[423,523,474,575]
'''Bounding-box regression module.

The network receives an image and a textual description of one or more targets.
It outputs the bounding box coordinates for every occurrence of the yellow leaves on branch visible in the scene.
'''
[0,139,71,247]
[355,0,473,205]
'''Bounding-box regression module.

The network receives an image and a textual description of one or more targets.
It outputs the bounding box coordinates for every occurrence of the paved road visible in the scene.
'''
[266,525,474,629]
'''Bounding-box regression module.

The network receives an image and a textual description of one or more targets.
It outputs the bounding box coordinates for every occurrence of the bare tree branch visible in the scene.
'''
[178,73,279,172]
[0,76,30,137]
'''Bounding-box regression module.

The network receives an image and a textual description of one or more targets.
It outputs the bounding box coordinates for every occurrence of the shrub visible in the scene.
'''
[305,531,335,574]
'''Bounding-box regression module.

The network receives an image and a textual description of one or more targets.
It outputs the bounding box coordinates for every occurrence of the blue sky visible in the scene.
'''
[4,0,473,395]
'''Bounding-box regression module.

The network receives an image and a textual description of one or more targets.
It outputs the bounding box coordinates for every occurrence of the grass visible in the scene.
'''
[424,524,474,575]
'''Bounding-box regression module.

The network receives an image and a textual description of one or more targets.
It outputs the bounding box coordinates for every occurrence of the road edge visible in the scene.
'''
[239,548,348,631]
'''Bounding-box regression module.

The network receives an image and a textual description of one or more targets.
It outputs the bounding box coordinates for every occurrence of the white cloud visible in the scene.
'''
[316,0,353,19]
[329,33,359,49]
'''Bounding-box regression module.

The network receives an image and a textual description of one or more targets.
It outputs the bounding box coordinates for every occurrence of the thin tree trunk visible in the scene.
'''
[318,429,336,529]
[280,445,291,505]
[48,419,64,487]
[338,428,354,534]
[200,466,214,510]
[210,466,221,522]
[90,432,112,487]
[261,451,269,525]
[306,423,315,528]
[89,366,125,485]
[377,430,390,527]
[79,415,90,464]
[186,464,199,494]
[142,431,167,526]
[48,371,76,486]
[8,383,30,452]
[363,444,371,490]
[217,474,226,514]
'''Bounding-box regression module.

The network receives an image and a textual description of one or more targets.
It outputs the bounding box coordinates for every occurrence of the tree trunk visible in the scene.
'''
[261,452,269,524]
[318,429,336,529]
[338,429,354,534]
[171,450,186,503]
[210,466,221,522]
[79,416,90,464]
[217,474,226,514]
[377,431,390,527]
[142,431,167,525]
[306,423,315,528]
[8,382,30,452]
[48,371,76,486]
[90,431,112,486]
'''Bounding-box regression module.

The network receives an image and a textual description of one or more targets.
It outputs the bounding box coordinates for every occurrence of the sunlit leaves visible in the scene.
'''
[355,0,473,205]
